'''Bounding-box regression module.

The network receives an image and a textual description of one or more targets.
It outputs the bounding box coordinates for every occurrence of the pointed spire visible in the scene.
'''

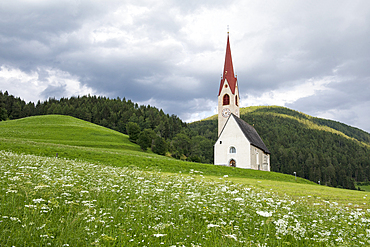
[219,32,237,95]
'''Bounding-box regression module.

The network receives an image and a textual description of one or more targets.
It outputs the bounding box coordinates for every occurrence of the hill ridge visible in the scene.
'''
[200,105,370,145]
[189,105,370,189]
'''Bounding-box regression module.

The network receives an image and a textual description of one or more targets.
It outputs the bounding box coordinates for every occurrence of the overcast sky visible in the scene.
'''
[1,0,370,133]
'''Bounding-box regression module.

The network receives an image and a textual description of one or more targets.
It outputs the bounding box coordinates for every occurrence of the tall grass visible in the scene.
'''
[1,151,369,246]
[1,115,370,246]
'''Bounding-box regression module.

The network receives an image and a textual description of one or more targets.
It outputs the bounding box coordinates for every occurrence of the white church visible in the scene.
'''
[214,33,271,171]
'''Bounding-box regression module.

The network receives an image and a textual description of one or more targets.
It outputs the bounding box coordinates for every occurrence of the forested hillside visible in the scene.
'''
[0,91,214,163]
[190,106,370,189]
[1,91,370,189]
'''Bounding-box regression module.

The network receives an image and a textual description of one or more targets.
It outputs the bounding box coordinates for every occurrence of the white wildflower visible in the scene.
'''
[34,185,50,190]
[153,234,167,237]
[274,219,288,235]
[33,198,45,203]
[6,189,18,193]
[36,224,46,230]
[10,217,21,222]
[336,237,343,242]
[256,211,272,217]
[224,234,237,241]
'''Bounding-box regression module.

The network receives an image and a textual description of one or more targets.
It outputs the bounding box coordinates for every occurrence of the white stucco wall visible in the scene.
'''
[214,116,251,169]
[250,146,270,171]
[218,79,239,136]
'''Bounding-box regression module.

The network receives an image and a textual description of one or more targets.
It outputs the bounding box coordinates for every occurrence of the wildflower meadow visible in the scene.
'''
[1,150,369,246]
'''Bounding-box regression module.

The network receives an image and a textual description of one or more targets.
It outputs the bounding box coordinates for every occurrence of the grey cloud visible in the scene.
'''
[41,84,68,100]
[1,0,370,133]
[286,77,370,132]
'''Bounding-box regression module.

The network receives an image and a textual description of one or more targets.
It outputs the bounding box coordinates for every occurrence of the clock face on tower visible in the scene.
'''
[222,108,231,118]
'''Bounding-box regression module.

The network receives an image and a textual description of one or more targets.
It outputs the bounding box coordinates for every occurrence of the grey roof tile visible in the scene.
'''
[231,114,271,154]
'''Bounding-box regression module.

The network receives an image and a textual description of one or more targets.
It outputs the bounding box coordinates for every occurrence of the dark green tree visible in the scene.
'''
[11,101,22,119]
[172,133,191,158]
[190,136,214,163]
[137,129,156,151]
[126,122,141,142]
[0,107,7,121]
[0,92,7,121]
[152,136,167,155]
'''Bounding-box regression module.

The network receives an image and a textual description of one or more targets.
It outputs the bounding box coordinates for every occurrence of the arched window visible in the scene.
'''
[223,94,230,105]
[235,95,238,106]
[229,146,236,153]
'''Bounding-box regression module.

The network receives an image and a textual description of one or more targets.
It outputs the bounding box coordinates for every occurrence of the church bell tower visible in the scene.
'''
[218,33,240,136]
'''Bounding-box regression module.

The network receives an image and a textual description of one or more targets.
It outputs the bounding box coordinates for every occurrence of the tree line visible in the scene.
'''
[0,91,214,163]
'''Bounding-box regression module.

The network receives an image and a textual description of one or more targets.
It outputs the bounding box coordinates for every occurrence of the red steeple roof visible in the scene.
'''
[218,33,237,96]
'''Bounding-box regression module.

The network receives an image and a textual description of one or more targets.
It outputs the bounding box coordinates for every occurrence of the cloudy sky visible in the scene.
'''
[1,0,370,133]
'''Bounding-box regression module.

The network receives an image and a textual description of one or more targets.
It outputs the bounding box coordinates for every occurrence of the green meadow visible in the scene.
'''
[0,115,369,246]
[0,115,313,184]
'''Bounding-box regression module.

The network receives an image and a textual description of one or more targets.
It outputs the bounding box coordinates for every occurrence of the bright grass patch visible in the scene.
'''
[1,151,369,246]
[0,115,317,186]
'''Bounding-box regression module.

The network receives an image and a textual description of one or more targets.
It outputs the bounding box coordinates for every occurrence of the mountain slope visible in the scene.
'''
[246,106,370,145]
[0,114,316,184]
[0,115,141,151]
[190,106,370,189]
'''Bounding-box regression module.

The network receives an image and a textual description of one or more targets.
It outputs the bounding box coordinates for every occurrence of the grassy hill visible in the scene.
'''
[0,115,313,184]
[190,106,370,189]
[0,115,141,151]
[0,115,370,246]
[1,114,368,197]
[1,114,369,246]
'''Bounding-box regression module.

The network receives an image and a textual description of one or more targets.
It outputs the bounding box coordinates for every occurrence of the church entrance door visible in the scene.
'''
[229,159,236,167]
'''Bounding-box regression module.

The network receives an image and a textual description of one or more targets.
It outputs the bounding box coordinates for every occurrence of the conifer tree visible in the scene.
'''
[126,122,141,142]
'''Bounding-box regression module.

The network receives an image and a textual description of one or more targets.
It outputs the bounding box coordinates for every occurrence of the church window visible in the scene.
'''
[235,95,238,106]
[229,159,236,167]
[223,94,230,105]
[256,151,259,165]
[229,146,236,153]
[220,141,222,144]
